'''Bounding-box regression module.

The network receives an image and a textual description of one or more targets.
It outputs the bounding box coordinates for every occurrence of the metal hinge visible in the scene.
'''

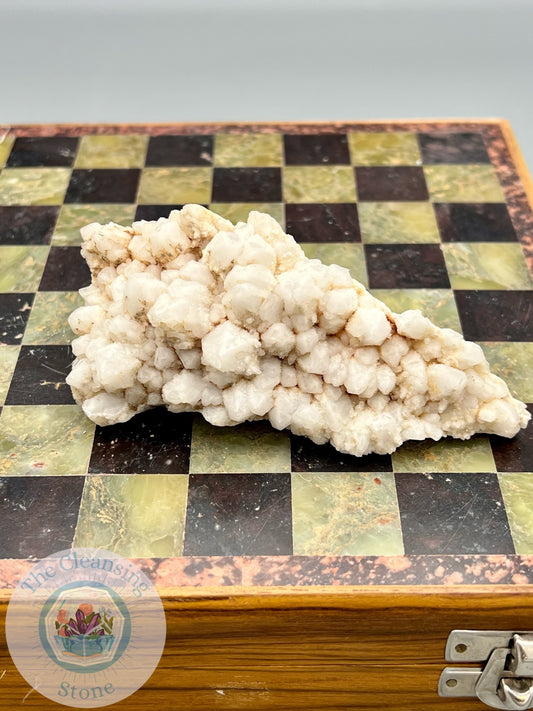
[439,630,533,710]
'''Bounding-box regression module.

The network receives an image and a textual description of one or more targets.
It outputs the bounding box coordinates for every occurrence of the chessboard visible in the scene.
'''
[0,121,532,590]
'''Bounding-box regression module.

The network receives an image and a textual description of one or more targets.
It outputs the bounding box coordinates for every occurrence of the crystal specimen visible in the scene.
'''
[67,205,530,456]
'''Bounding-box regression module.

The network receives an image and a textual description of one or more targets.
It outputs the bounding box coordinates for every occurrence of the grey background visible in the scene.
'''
[1,0,532,171]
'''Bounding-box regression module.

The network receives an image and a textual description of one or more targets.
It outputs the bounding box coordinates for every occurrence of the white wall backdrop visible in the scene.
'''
[1,0,532,170]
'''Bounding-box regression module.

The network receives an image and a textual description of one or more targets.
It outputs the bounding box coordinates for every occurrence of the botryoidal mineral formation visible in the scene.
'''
[67,205,530,457]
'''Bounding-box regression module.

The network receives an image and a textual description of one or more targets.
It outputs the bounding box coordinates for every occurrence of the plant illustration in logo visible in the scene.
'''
[55,602,115,658]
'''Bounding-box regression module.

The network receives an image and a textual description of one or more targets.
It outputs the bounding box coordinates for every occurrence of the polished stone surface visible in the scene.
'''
[214,133,283,167]
[285,203,360,243]
[391,436,496,474]
[0,404,94,477]
[189,417,291,474]
[284,165,356,203]
[292,471,403,556]
[213,167,282,203]
[365,243,450,289]
[0,205,59,245]
[443,242,533,290]
[22,291,83,344]
[358,201,440,243]
[348,132,421,166]
[0,167,71,205]
[73,474,189,557]
[66,168,140,204]
[75,134,148,168]
[146,135,214,167]
[138,166,212,204]
[0,245,49,292]
[424,164,505,202]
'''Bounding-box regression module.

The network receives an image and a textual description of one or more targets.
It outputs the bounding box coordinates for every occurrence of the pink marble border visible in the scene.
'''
[2,555,533,593]
[483,123,533,274]
[0,119,512,137]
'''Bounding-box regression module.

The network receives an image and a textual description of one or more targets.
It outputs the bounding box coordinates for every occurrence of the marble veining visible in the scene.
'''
[73,474,189,557]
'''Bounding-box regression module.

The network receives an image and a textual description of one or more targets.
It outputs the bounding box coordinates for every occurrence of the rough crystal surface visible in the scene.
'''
[67,205,530,457]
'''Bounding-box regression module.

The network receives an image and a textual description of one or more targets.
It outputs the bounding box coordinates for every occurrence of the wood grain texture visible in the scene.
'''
[2,587,533,710]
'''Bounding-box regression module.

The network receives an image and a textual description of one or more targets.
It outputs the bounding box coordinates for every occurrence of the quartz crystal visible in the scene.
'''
[67,205,530,457]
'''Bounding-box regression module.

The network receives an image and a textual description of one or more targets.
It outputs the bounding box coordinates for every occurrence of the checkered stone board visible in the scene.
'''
[0,122,532,589]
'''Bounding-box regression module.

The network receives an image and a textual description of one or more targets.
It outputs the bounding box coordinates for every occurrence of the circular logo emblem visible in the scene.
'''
[6,548,166,707]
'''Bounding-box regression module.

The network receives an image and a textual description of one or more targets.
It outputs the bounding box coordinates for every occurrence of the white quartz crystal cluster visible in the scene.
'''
[67,205,530,456]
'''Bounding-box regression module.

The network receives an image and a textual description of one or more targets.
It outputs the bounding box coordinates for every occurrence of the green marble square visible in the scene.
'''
[443,242,533,290]
[348,132,421,166]
[0,245,49,292]
[52,204,137,246]
[0,167,71,205]
[424,165,505,202]
[22,291,84,345]
[283,166,356,203]
[301,242,368,287]
[189,416,291,474]
[75,135,148,168]
[0,132,15,168]
[498,472,533,554]
[214,134,283,167]
[372,288,462,331]
[392,435,496,474]
[0,404,95,476]
[358,202,440,243]
[479,342,533,402]
[138,167,212,204]
[209,202,283,226]
[0,346,19,405]
[73,474,189,558]
[292,471,403,556]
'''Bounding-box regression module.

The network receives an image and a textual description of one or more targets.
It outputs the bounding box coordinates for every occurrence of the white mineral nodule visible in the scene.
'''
[67,205,530,456]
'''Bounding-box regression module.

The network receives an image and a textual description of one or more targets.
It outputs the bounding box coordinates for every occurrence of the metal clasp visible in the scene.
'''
[439,631,533,710]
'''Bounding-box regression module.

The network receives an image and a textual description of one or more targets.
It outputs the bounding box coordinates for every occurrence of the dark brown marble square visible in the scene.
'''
[356,166,429,201]
[146,135,214,166]
[135,204,206,221]
[0,476,84,558]
[290,434,392,472]
[418,131,490,164]
[65,169,140,203]
[184,473,292,556]
[365,243,450,288]
[88,408,192,474]
[6,137,79,167]
[0,206,59,245]
[6,345,75,405]
[0,293,34,345]
[284,134,350,165]
[455,291,533,342]
[285,203,361,243]
[395,472,514,555]
[491,405,533,472]
[434,202,518,242]
[212,168,282,202]
[38,246,91,291]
